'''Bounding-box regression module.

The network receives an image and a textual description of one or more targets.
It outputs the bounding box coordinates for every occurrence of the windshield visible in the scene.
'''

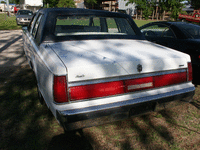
[55,15,136,36]
[17,10,33,15]
[176,23,200,39]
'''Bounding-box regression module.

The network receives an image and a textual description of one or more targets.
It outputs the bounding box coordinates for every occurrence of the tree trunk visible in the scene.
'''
[163,10,165,20]
[156,6,158,20]
[152,10,154,20]
[140,10,142,20]
[136,10,138,20]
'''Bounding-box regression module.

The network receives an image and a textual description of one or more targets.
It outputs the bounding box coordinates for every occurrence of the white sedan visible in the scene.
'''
[22,8,195,132]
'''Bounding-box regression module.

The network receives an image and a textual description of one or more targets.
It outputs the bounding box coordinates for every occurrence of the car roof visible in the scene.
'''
[18,9,32,12]
[38,7,130,18]
[32,8,144,45]
[140,21,195,28]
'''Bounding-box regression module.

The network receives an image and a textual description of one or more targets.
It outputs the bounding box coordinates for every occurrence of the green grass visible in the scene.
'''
[134,19,157,27]
[0,13,21,30]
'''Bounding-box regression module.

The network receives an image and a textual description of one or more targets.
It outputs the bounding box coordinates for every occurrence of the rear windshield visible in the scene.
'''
[55,15,136,36]
[17,10,33,15]
[176,23,200,39]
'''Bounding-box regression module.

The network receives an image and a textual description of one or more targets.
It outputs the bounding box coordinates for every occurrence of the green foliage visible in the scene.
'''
[128,0,185,20]
[167,0,184,20]
[14,0,20,4]
[1,1,6,3]
[85,0,97,9]
[44,0,59,8]
[181,11,188,15]
[142,4,152,20]
[159,0,168,13]
[86,0,97,5]
[191,0,200,9]
[9,0,16,3]
[57,0,76,8]
[127,0,153,20]
[0,14,21,30]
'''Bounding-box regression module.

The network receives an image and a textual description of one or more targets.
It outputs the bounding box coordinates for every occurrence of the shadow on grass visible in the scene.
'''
[48,130,93,150]
[112,113,174,149]
[0,66,199,150]
[0,66,93,150]
[190,100,200,110]
[0,35,22,53]
[160,109,200,134]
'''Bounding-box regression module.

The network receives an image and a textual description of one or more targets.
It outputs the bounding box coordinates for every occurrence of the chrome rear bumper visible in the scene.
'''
[57,86,195,131]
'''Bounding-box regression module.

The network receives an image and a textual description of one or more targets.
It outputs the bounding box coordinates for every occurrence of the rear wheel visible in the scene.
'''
[37,86,44,105]
[181,19,186,22]
[64,128,83,135]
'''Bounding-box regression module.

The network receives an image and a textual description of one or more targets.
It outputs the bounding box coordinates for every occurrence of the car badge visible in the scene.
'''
[137,64,142,73]
[76,74,85,78]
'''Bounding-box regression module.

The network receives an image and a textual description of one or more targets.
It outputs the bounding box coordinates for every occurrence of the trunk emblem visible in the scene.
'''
[76,74,85,78]
[137,64,142,73]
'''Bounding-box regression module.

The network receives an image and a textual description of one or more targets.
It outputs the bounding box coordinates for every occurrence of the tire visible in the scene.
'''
[37,86,44,105]
[181,19,186,22]
[64,128,83,135]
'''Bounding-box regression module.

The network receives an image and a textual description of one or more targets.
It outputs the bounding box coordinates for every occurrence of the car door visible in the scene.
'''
[24,13,38,62]
[157,25,178,49]
[140,24,162,43]
[27,13,43,75]
[140,23,179,49]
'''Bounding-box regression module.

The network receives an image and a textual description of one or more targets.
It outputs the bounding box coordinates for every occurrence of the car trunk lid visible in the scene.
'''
[49,39,190,82]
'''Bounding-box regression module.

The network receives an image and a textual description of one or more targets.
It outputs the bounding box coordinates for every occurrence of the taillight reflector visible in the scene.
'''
[53,76,68,103]
[154,72,187,87]
[125,77,154,92]
[187,62,192,81]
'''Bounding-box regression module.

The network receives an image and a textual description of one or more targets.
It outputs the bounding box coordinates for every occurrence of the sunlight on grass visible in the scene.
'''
[0,14,22,30]
[134,19,157,27]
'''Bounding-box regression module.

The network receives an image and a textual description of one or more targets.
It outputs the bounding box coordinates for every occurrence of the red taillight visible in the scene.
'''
[53,76,68,103]
[154,72,187,87]
[69,71,188,101]
[187,62,192,81]
[70,77,154,101]
[70,80,124,101]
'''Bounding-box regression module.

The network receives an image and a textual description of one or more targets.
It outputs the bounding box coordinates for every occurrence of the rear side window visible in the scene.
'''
[17,10,33,15]
[176,24,200,39]
[29,14,37,33]
[141,24,176,38]
[32,14,43,38]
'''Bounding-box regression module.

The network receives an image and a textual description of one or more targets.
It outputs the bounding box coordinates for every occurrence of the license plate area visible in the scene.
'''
[129,102,156,117]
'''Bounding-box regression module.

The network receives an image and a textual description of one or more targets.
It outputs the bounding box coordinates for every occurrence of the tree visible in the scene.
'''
[9,0,15,3]
[14,0,20,4]
[158,0,168,20]
[1,1,6,3]
[191,0,200,9]
[57,0,76,8]
[85,0,97,9]
[127,0,153,20]
[44,0,59,8]
[167,0,184,20]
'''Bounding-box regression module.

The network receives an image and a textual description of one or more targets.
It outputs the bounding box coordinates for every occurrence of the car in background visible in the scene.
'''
[140,21,200,85]
[16,9,33,26]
